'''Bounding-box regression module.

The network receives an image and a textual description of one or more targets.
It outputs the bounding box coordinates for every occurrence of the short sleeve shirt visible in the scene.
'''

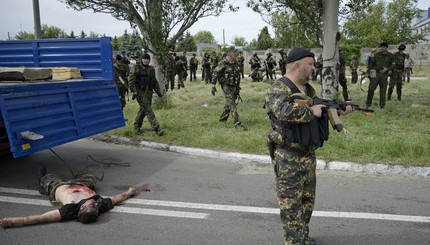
[59,195,114,221]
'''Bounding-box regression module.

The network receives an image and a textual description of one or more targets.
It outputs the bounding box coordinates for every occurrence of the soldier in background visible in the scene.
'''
[189,53,199,81]
[265,52,277,80]
[165,51,176,91]
[265,47,353,245]
[236,51,245,78]
[249,53,262,80]
[366,42,394,109]
[113,55,128,109]
[350,55,358,84]
[338,48,350,101]
[388,44,406,101]
[403,54,414,83]
[180,51,188,81]
[129,53,164,136]
[175,53,186,89]
[202,52,212,84]
[312,53,323,83]
[211,48,243,128]
[278,49,287,76]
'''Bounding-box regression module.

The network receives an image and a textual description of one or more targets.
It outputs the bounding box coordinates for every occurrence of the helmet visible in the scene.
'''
[398,43,406,50]
[352,55,356,59]
[253,53,258,57]
[278,49,285,53]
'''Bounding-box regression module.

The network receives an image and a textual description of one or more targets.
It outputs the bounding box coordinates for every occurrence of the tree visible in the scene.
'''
[80,30,87,38]
[59,0,238,92]
[193,30,217,44]
[68,31,76,38]
[112,36,119,50]
[343,0,426,47]
[128,30,144,59]
[271,12,315,48]
[231,36,248,46]
[15,24,67,40]
[256,26,274,50]
[177,31,197,52]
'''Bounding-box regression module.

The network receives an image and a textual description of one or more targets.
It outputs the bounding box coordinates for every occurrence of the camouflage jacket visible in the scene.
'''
[369,51,395,74]
[128,63,161,96]
[212,60,241,87]
[393,51,406,71]
[113,60,128,88]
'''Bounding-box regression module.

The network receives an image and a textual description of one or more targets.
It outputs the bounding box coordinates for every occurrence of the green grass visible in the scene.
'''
[108,67,430,167]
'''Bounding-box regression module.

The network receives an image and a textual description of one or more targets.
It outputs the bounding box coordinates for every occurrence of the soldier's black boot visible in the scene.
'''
[155,127,164,136]
[38,165,47,195]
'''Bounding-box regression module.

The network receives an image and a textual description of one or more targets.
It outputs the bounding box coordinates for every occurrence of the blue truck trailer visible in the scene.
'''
[0,37,125,158]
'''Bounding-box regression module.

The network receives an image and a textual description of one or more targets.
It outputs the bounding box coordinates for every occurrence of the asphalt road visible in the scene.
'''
[0,139,429,245]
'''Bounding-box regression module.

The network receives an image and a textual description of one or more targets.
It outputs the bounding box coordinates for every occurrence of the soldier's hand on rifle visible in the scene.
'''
[338,104,353,115]
[132,92,138,100]
[310,104,326,118]
[211,86,217,96]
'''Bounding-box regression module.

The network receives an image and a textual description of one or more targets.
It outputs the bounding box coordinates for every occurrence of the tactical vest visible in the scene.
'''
[268,77,329,148]
[222,62,241,86]
[136,65,153,90]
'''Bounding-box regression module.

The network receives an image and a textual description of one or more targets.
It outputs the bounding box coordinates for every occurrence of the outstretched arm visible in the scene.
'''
[0,209,61,229]
[110,187,137,205]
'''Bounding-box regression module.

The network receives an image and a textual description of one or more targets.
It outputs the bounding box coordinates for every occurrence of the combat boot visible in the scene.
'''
[155,127,164,136]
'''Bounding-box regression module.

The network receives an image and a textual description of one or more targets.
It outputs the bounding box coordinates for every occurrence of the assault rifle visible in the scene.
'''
[314,98,374,132]
[294,97,374,132]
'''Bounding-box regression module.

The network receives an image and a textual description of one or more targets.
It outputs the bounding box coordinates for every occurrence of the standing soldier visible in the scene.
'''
[265,47,353,245]
[211,48,243,128]
[189,53,199,81]
[312,53,323,82]
[249,53,262,81]
[181,51,188,81]
[202,52,212,84]
[165,51,176,91]
[338,48,350,101]
[388,44,406,101]
[366,42,394,109]
[175,53,186,89]
[211,51,219,76]
[128,53,164,136]
[265,52,277,80]
[236,51,245,78]
[403,54,414,83]
[350,55,358,84]
[278,49,287,76]
[113,55,128,109]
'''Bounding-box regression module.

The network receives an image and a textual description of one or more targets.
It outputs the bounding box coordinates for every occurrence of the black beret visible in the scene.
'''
[141,53,151,60]
[286,48,315,64]
[380,42,388,47]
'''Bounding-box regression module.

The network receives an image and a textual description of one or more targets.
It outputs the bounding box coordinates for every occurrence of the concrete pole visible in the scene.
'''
[321,0,339,100]
[33,0,42,39]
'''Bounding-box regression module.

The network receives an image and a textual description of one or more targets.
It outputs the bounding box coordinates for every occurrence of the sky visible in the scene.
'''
[1,0,429,44]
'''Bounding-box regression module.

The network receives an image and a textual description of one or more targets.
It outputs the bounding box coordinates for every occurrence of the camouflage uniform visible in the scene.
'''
[212,57,242,127]
[265,53,277,80]
[180,52,188,81]
[338,50,350,101]
[350,56,358,84]
[129,60,163,134]
[113,59,129,109]
[202,53,212,84]
[165,53,176,91]
[39,173,97,202]
[312,54,323,82]
[366,44,394,109]
[236,52,245,78]
[175,55,186,89]
[388,45,406,101]
[265,77,328,244]
[189,54,198,81]
[278,50,287,76]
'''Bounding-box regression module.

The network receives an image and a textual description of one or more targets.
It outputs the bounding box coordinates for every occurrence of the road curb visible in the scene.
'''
[137,140,430,177]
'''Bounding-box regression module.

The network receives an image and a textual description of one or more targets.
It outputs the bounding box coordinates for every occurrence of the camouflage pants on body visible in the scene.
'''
[39,173,97,201]
[273,147,316,245]
[388,70,403,100]
[219,84,241,126]
[165,74,175,91]
[134,91,160,130]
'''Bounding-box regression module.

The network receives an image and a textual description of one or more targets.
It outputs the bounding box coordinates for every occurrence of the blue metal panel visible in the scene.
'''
[0,38,124,158]
[0,79,125,158]
[0,38,113,80]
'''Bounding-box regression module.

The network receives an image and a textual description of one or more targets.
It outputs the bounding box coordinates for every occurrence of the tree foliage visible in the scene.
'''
[15,24,68,40]
[59,0,237,66]
[176,31,197,52]
[193,30,217,44]
[256,26,273,50]
[246,0,374,47]
[342,0,426,47]
[231,36,248,46]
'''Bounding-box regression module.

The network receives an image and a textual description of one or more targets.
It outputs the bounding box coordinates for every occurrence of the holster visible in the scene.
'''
[266,135,275,160]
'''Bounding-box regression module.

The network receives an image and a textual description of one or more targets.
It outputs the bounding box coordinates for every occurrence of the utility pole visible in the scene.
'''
[33,0,42,39]
[321,0,339,100]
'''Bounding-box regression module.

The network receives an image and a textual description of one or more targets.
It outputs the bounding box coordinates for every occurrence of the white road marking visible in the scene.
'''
[1,187,430,223]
